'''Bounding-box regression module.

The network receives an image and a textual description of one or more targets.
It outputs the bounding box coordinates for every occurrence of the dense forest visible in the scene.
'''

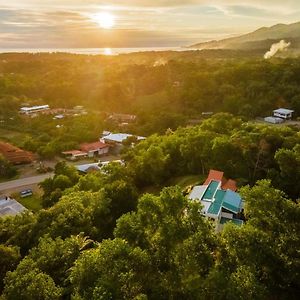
[1,52,300,160]
[1,53,300,135]
[1,112,300,299]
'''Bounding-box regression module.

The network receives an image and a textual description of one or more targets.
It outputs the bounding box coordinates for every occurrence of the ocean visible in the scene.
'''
[0,47,194,56]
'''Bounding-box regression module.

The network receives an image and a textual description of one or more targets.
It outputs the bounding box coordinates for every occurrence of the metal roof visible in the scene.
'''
[103,133,145,143]
[202,180,220,200]
[207,190,225,215]
[189,185,208,201]
[222,190,242,214]
[20,105,49,111]
[0,198,26,217]
[273,108,294,114]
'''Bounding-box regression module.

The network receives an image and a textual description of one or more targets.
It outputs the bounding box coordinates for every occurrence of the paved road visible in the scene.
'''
[0,173,53,192]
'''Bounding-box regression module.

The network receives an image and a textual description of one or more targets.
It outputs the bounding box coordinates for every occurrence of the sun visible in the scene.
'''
[91,12,115,29]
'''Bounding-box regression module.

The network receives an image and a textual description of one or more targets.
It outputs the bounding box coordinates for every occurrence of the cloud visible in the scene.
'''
[1,1,300,48]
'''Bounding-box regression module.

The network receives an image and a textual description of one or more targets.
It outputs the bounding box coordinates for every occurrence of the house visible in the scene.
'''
[273,108,294,120]
[0,142,35,165]
[76,160,123,174]
[189,170,243,231]
[100,133,145,154]
[76,163,101,173]
[0,197,26,217]
[20,105,50,115]
[101,133,145,145]
[62,150,88,161]
[80,141,110,158]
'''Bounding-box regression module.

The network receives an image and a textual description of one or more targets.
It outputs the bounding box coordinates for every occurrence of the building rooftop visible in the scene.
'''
[0,198,26,217]
[0,142,34,164]
[207,190,225,215]
[20,105,49,111]
[273,108,294,114]
[203,180,220,200]
[189,185,208,201]
[204,169,237,192]
[102,133,145,144]
[80,141,109,152]
[204,170,224,185]
[76,163,101,173]
[222,190,242,214]
[62,150,87,156]
[188,170,243,224]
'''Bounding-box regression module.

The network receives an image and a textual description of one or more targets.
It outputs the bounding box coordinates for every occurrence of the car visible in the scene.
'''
[20,189,33,198]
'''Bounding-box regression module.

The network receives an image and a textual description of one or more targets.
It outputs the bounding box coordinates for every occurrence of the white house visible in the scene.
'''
[101,133,145,145]
[273,108,294,120]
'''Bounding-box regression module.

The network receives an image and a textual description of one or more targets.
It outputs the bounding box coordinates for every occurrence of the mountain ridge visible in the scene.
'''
[190,21,300,51]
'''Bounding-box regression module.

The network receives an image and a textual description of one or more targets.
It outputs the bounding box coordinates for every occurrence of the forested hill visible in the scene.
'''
[0,114,300,299]
[1,53,300,136]
[190,21,300,52]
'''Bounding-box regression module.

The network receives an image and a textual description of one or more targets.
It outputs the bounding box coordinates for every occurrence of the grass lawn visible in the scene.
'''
[167,174,205,189]
[15,194,43,212]
[141,174,205,196]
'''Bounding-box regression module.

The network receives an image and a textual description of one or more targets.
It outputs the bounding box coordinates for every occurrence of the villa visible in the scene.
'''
[189,170,244,231]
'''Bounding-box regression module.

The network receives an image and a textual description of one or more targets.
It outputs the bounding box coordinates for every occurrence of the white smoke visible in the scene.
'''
[153,58,168,67]
[264,40,291,59]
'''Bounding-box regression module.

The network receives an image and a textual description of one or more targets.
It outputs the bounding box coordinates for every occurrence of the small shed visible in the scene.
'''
[273,108,294,120]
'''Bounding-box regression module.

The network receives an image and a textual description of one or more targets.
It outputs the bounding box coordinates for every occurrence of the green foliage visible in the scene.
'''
[0,155,17,179]
[124,114,300,197]
[0,245,21,292]
[70,239,150,300]
[115,187,217,298]
[3,258,62,300]
[40,161,80,207]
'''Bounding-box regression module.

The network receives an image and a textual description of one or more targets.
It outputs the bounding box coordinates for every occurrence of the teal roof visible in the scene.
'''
[202,180,220,200]
[220,217,243,226]
[222,190,242,214]
[207,190,225,215]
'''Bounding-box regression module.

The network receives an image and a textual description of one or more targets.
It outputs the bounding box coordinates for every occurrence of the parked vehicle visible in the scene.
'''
[20,189,33,198]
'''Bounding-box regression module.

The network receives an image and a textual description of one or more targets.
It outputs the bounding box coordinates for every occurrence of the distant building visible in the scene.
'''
[62,141,110,160]
[76,160,123,174]
[264,108,294,124]
[108,113,137,123]
[20,105,50,115]
[273,108,294,120]
[0,142,35,165]
[76,163,101,174]
[62,150,88,161]
[264,116,284,124]
[101,133,145,154]
[101,133,145,145]
[0,197,26,217]
[189,170,243,231]
[80,141,110,158]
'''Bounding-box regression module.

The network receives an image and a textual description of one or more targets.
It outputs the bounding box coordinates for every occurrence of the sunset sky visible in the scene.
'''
[1,0,300,48]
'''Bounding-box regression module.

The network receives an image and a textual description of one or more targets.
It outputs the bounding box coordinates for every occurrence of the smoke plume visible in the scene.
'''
[264,40,291,59]
[153,58,168,67]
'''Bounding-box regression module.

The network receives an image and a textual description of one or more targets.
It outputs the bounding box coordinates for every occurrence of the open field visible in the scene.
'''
[0,128,31,147]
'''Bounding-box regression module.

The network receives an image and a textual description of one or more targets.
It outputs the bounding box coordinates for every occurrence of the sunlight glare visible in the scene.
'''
[91,12,115,29]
